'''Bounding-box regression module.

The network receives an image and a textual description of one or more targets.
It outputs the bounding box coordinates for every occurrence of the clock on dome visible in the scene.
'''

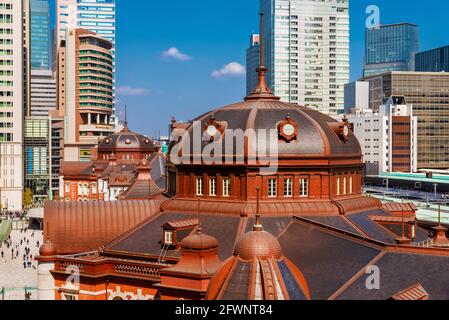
[278,114,298,143]
[204,114,225,142]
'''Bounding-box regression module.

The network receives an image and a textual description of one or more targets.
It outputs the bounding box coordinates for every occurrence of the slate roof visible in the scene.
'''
[278,220,382,300]
[337,252,449,300]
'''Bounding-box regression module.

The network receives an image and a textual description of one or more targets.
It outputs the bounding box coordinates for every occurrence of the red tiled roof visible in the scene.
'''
[164,218,199,229]
[382,202,417,213]
[61,162,95,178]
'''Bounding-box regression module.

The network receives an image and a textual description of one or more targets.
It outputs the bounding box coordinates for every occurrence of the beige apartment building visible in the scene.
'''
[363,71,449,170]
[0,1,24,211]
[57,28,114,162]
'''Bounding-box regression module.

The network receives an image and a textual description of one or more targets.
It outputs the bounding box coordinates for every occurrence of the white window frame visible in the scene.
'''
[336,177,340,196]
[196,177,204,196]
[284,178,293,197]
[164,231,173,245]
[268,179,277,198]
[343,177,347,195]
[223,178,231,197]
[209,178,217,196]
[349,177,353,194]
[300,179,309,197]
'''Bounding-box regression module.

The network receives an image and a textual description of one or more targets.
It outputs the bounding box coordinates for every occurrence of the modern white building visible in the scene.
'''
[0,0,24,211]
[30,69,57,118]
[344,81,369,114]
[261,0,350,115]
[246,34,260,95]
[339,96,418,175]
[56,0,116,123]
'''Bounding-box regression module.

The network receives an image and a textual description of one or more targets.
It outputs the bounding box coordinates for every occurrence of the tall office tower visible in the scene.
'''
[246,34,260,95]
[30,0,50,70]
[49,111,64,199]
[58,28,115,162]
[363,71,449,170]
[56,0,116,124]
[0,1,24,211]
[415,45,449,72]
[30,69,57,117]
[261,0,350,115]
[364,23,419,77]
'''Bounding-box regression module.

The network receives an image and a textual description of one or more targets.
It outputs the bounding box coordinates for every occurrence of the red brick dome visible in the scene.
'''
[180,228,218,251]
[39,240,57,257]
[234,229,282,261]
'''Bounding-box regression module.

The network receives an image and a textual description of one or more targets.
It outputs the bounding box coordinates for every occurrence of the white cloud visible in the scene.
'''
[211,62,246,79]
[162,47,192,61]
[116,86,150,96]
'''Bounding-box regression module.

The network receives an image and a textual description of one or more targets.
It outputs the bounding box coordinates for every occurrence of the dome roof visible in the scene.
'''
[175,100,361,160]
[234,229,282,261]
[39,240,57,257]
[180,228,218,251]
[98,123,156,152]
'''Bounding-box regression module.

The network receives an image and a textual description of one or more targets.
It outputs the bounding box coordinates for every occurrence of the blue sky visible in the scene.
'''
[50,0,449,137]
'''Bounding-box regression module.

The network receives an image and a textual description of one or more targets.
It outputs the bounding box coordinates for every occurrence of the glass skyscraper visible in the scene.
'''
[415,45,449,72]
[30,0,51,70]
[261,0,350,115]
[364,23,419,77]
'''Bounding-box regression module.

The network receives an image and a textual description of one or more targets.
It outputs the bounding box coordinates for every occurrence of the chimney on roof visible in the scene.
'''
[136,159,152,181]
[395,212,412,245]
[432,204,449,247]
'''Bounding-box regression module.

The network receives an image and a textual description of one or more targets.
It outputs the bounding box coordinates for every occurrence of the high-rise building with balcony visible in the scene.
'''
[261,0,350,114]
[58,28,114,162]
[30,0,50,70]
[56,0,116,124]
[364,23,419,77]
[246,34,260,95]
[0,1,24,211]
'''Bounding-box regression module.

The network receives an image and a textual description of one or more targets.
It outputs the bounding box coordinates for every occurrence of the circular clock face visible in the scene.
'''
[343,125,350,137]
[282,124,295,136]
[207,125,218,137]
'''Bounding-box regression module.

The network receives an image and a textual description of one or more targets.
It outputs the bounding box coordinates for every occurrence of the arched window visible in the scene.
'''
[343,177,347,195]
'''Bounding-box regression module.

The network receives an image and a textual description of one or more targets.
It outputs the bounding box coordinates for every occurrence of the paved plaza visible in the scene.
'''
[0,228,43,300]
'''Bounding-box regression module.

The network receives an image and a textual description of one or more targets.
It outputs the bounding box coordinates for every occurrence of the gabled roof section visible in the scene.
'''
[391,283,429,300]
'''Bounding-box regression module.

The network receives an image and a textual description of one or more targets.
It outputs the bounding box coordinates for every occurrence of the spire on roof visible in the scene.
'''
[244,12,280,102]
[253,187,264,232]
[122,105,130,132]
